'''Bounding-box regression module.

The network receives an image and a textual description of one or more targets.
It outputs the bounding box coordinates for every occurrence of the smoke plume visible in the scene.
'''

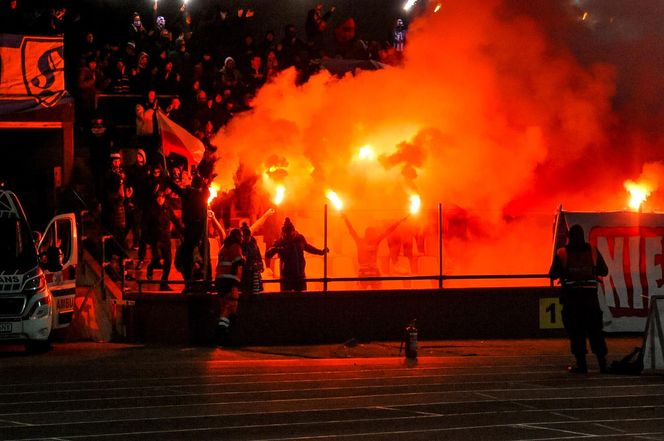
[211,0,664,284]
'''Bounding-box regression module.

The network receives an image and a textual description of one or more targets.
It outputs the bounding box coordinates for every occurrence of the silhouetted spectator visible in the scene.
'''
[265,217,328,291]
[144,191,184,290]
[280,24,307,70]
[76,55,101,118]
[128,12,148,51]
[219,56,243,92]
[391,18,407,54]
[305,3,335,58]
[135,89,159,153]
[155,59,181,94]
[170,175,210,286]
[240,222,265,295]
[131,51,153,92]
[332,17,369,60]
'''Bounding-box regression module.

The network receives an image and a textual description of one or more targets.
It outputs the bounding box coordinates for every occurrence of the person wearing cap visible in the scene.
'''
[549,224,610,374]
[106,152,125,185]
[265,218,328,292]
[220,56,243,90]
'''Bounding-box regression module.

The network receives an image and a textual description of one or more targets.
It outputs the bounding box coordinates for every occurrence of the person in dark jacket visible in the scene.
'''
[215,228,244,343]
[239,222,264,294]
[169,175,210,286]
[265,217,328,291]
[145,191,184,290]
[549,224,610,374]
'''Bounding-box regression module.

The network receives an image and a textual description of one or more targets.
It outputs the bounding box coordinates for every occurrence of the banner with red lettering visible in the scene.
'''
[554,211,664,332]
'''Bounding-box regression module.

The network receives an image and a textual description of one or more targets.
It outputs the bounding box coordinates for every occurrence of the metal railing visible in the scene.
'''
[135,273,551,295]
[131,202,554,295]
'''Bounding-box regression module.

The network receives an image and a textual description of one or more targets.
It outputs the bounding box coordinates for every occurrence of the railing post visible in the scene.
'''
[101,235,113,300]
[324,203,328,292]
[438,203,443,289]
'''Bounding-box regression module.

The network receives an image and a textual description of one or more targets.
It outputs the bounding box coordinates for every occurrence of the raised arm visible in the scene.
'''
[250,208,275,234]
[208,210,226,242]
[377,215,409,243]
[341,213,359,242]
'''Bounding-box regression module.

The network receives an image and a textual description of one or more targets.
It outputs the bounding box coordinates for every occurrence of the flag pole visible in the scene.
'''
[157,109,168,173]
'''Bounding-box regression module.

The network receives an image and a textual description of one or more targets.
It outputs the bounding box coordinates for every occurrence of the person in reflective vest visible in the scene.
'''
[215,228,244,344]
[549,224,609,373]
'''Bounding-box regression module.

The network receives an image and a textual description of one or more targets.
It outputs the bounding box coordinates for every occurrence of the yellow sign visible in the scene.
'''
[539,297,564,329]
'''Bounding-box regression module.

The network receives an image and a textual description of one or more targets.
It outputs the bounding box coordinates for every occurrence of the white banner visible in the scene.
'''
[557,211,664,332]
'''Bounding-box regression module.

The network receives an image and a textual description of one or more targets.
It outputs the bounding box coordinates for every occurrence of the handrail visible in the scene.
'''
[94,93,179,110]
[134,273,552,294]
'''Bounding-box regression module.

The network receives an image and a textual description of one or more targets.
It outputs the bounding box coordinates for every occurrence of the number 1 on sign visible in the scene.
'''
[539,298,564,329]
[546,302,556,323]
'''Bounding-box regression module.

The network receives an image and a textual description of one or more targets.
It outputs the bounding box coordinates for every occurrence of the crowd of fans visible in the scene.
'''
[2,1,410,294]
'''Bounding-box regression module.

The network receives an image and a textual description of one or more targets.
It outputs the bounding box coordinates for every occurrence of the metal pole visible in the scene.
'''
[324,203,328,292]
[438,203,443,290]
[202,204,210,290]
[101,235,112,300]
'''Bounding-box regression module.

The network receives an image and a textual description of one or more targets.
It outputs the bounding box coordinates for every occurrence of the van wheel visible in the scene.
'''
[25,340,52,354]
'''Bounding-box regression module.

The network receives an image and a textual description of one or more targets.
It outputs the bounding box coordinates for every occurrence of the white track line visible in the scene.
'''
[4,416,664,441]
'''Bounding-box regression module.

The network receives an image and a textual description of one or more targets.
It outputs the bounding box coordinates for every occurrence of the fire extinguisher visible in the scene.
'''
[401,319,418,359]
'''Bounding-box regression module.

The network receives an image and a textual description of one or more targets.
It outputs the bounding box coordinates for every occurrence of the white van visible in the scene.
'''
[0,190,77,352]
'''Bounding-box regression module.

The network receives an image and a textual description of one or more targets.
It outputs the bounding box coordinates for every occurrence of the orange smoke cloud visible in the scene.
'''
[211,0,655,283]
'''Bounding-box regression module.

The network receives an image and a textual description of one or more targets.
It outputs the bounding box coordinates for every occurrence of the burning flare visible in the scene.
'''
[409,193,421,214]
[273,185,286,206]
[357,145,376,161]
[326,190,344,211]
[434,3,442,13]
[403,0,417,11]
[624,180,651,211]
[208,183,219,206]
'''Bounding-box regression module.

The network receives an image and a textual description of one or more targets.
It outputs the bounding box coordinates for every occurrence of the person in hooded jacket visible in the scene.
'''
[215,228,244,343]
[549,224,610,374]
[265,218,328,292]
[239,222,264,294]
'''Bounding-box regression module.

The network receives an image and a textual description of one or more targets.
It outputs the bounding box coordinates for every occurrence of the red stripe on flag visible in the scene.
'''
[157,110,205,164]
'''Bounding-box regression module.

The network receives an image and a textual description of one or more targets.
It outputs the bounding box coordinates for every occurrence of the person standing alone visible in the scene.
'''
[549,224,609,373]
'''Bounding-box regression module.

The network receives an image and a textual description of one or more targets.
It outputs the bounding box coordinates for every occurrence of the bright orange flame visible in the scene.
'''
[624,180,651,211]
[581,11,588,21]
[326,190,344,211]
[208,183,219,205]
[273,185,286,205]
[434,3,442,12]
[403,0,417,11]
[358,145,376,161]
[409,194,421,214]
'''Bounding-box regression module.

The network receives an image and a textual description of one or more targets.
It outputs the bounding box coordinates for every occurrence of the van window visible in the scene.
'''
[0,217,38,272]
[40,217,73,264]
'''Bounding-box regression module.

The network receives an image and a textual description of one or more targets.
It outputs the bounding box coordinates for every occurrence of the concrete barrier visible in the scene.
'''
[126,287,567,345]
